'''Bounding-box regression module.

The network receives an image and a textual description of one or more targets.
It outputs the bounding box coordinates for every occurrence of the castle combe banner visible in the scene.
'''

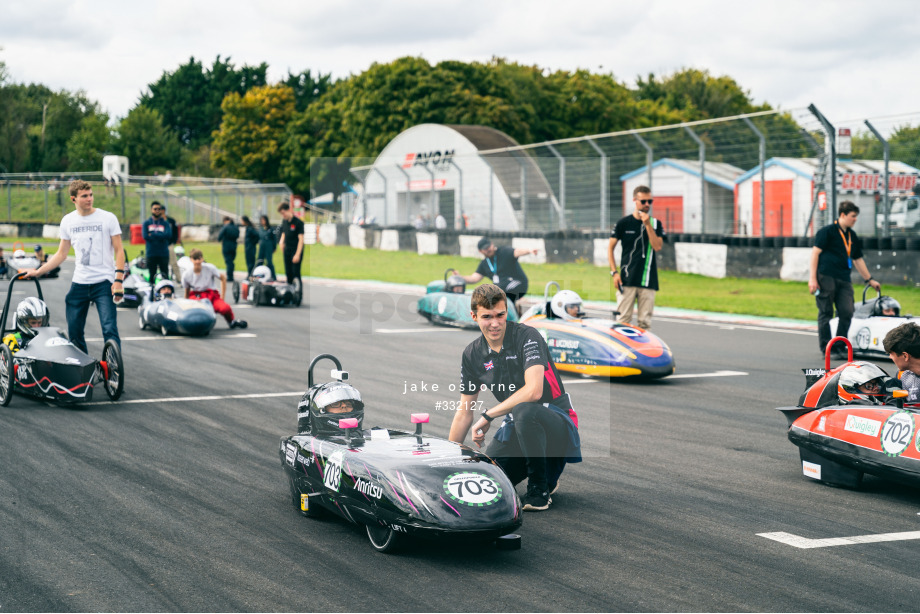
[837,172,919,193]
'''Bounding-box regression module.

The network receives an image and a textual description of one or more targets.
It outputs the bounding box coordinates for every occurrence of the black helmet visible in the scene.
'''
[877,296,901,316]
[16,297,49,339]
[298,381,364,436]
[445,274,466,294]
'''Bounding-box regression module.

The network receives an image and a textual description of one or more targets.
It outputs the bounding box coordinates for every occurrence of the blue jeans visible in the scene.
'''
[66,281,120,353]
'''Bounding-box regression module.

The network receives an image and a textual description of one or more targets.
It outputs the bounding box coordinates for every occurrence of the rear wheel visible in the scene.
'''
[101,339,124,401]
[252,283,263,306]
[160,325,169,336]
[138,313,146,330]
[292,277,303,306]
[0,343,14,406]
[366,523,402,553]
[232,281,240,303]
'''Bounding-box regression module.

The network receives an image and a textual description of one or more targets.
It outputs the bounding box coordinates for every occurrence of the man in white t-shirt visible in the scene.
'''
[26,180,125,353]
[181,248,247,329]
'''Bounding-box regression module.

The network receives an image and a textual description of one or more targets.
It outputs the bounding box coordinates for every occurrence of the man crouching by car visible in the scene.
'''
[448,283,581,511]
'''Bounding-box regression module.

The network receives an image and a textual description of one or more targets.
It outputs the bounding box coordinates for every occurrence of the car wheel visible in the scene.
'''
[0,343,14,407]
[138,313,146,330]
[292,277,303,306]
[101,339,124,401]
[366,522,402,553]
[232,281,240,304]
[252,283,263,306]
[160,325,169,337]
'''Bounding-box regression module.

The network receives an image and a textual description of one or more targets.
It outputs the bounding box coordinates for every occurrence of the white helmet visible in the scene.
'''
[16,297,49,339]
[551,290,585,321]
[155,279,176,299]
[252,265,272,282]
[13,249,25,259]
[838,361,889,405]
[174,245,185,257]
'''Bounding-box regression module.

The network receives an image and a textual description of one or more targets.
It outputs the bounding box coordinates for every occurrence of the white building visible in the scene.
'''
[735,157,920,237]
[619,158,744,234]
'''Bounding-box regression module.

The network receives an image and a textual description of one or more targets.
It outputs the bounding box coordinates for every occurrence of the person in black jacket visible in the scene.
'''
[217,216,240,281]
[258,214,277,280]
[241,215,259,277]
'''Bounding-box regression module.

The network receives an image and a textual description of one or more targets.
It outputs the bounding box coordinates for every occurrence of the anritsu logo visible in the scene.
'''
[402,150,455,169]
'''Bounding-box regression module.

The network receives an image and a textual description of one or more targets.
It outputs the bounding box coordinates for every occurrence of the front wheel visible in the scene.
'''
[101,339,124,401]
[366,523,402,553]
[292,277,303,306]
[232,281,240,303]
[138,313,146,330]
[0,343,14,406]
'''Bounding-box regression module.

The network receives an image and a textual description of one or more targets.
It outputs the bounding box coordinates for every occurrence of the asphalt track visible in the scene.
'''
[2,266,920,612]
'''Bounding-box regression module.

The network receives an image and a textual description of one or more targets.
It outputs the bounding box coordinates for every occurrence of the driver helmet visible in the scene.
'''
[16,297,49,339]
[13,249,25,259]
[551,290,585,320]
[298,381,364,436]
[252,265,272,282]
[878,296,901,317]
[155,279,176,300]
[174,245,185,257]
[838,361,889,405]
[445,274,466,294]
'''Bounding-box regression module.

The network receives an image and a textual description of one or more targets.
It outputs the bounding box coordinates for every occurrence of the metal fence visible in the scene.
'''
[0,172,293,226]
[349,108,920,238]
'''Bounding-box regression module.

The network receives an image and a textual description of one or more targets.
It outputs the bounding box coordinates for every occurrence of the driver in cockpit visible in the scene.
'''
[297,379,365,436]
[3,297,50,352]
[550,290,585,320]
[155,279,176,300]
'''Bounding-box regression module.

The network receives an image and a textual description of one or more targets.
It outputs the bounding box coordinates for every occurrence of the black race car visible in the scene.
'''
[0,274,124,405]
[280,354,522,553]
[232,263,302,307]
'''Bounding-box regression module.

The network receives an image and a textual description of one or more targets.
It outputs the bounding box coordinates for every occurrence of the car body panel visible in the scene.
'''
[139,294,216,336]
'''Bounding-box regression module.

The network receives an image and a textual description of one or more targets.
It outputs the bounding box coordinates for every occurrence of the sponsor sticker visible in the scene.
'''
[844,414,882,437]
[437,296,447,315]
[285,443,296,467]
[855,327,871,350]
[443,471,502,506]
[802,460,822,480]
[881,411,915,457]
[45,337,72,347]
[818,415,827,432]
[323,450,345,491]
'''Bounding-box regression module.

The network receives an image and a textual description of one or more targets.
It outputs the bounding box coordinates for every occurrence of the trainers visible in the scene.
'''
[522,486,551,512]
[230,320,248,329]
[549,479,560,495]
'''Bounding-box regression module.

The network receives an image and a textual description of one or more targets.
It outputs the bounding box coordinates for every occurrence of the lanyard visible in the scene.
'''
[835,221,852,258]
[485,256,497,275]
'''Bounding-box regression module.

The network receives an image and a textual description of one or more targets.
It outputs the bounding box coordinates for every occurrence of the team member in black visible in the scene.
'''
[459,237,538,313]
[808,201,880,357]
[608,185,665,330]
[449,284,581,512]
[277,202,304,284]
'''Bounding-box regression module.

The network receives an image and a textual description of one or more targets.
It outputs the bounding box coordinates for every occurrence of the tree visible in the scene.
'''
[66,113,112,171]
[114,106,181,175]
[211,84,296,183]
[139,55,268,148]
[636,68,754,120]
[282,69,333,112]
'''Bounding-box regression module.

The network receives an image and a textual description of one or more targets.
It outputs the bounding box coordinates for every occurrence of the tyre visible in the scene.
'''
[366,522,402,553]
[252,283,263,306]
[0,343,13,406]
[101,339,124,401]
[232,281,240,303]
[292,277,303,306]
[138,313,146,330]
[160,325,169,337]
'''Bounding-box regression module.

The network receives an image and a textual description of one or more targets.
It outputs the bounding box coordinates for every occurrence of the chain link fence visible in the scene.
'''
[349,108,920,238]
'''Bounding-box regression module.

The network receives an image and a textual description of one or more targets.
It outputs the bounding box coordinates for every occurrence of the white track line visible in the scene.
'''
[664,370,748,379]
[86,333,257,342]
[86,391,303,406]
[375,328,467,334]
[758,530,920,549]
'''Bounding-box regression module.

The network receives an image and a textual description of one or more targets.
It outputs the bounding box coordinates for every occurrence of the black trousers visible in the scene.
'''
[485,402,569,491]
[147,256,170,282]
[223,249,237,281]
[816,273,854,352]
[283,249,301,284]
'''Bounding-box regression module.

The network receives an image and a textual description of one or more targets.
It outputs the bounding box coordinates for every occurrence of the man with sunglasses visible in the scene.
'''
[142,201,172,282]
[608,185,665,330]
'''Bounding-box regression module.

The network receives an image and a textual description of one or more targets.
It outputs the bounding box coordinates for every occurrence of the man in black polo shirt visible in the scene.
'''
[277,202,305,284]
[459,237,538,313]
[448,284,581,512]
[809,200,881,357]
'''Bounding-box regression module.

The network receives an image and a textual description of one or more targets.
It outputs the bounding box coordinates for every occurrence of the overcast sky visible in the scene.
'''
[3,0,919,136]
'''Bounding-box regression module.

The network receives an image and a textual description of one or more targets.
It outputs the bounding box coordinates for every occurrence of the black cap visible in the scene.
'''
[477,237,491,251]
[34,244,42,251]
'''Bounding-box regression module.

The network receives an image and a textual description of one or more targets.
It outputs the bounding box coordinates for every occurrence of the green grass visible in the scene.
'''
[14,240,920,321]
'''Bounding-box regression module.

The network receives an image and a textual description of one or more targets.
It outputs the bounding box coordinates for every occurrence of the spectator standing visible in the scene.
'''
[608,185,665,330]
[808,201,881,357]
[163,204,182,282]
[458,237,537,314]
[34,245,61,278]
[217,216,240,281]
[142,201,172,281]
[241,215,259,277]
[25,179,125,353]
[277,202,304,284]
[258,214,277,280]
[435,213,447,229]
[0,247,8,278]
[182,248,247,329]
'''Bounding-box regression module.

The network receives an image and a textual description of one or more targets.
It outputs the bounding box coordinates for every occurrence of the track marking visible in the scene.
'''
[86,391,303,406]
[560,378,598,385]
[375,328,467,334]
[664,370,748,379]
[758,530,920,549]
[86,333,257,342]
[654,316,815,336]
